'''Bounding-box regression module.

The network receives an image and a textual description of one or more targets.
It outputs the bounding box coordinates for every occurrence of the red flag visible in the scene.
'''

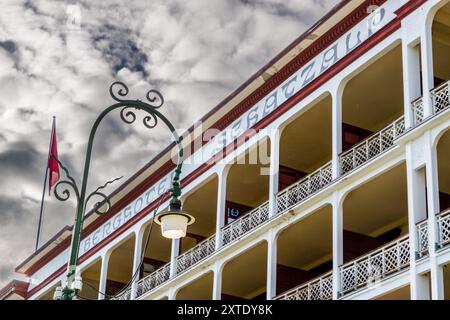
[48,119,60,195]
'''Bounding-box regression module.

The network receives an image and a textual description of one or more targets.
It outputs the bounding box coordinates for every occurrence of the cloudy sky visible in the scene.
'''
[0,0,336,287]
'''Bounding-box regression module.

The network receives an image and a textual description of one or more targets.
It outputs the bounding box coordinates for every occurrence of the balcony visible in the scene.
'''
[416,220,429,259]
[411,79,450,126]
[275,272,333,300]
[339,116,405,175]
[437,209,450,250]
[339,235,410,296]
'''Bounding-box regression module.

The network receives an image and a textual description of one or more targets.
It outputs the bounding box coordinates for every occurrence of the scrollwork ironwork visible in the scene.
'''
[51,154,80,203]
[109,81,130,102]
[84,176,123,215]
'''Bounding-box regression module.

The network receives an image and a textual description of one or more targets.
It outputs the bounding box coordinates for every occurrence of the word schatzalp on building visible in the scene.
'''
[2,0,450,300]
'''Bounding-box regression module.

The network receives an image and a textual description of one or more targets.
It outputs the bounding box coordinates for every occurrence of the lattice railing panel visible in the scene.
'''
[411,98,424,126]
[275,272,333,300]
[276,161,332,214]
[176,235,216,274]
[135,263,170,299]
[221,201,270,246]
[339,116,405,175]
[437,209,450,249]
[432,80,450,114]
[416,220,428,258]
[111,287,131,300]
[340,236,410,295]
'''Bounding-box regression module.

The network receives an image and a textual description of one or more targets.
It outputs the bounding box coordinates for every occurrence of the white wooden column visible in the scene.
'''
[169,238,180,278]
[215,165,230,251]
[331,84,343,179]
[420,18,435,118]
[130,228,144,299]
[401,39,422,129]
[212,261,223,300]
[405,142,430,300]
[332,192,343,300]
[266,230,277,300]
[98,250,111,300]
[424,132,444,300]
[268,129,281,217]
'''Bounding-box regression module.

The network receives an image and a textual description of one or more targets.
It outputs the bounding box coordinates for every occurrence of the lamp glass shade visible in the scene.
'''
[160,213,189,239]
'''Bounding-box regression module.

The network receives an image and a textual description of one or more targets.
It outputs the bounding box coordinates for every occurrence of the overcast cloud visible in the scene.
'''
[0,0,336,287]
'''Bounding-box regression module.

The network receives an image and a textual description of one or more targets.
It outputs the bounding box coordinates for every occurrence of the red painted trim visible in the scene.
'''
[22,0,423,296]
[0,280,29,299]
[15,225,72,273]
[26,266,65,299]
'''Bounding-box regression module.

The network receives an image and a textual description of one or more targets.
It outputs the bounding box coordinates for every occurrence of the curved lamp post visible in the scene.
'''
[52,82,194,300]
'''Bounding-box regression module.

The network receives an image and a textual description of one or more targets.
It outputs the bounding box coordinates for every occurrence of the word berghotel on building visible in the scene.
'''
[1,0,450,300]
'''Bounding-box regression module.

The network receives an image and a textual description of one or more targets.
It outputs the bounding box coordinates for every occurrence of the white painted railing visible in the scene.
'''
[411,98,424,126]
[275,271,333,300]
[431,80,450,115]
[112,287,131,300]
[339,235,410,295]
[339,116,405,175]
[276,161,333,214]
[437,208,450,249]
[176,235,216,274]
[416,220,429,258]
[135,262,171,299]
[410,79,450,127]
[221,201,270,246]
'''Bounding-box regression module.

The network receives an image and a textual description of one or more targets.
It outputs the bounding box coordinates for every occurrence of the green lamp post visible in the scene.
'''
[52,82,194,300]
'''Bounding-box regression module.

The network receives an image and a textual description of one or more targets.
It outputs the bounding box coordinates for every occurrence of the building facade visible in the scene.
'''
[3,0,450,300]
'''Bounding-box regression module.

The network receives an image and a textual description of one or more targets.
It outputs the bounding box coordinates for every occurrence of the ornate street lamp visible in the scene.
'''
[52,82,193,300]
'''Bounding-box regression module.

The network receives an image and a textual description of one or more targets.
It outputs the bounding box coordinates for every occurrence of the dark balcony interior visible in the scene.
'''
[437,129,450,212]
[343,163,409,260]
[433,3,450,84]
[180,176,218,253]
[139,223,171,279]
[279,94,331,191]
[276,206,332,296]
[105,235,135,296]
[221,242,267,300]
[77,259,101,299]
[176,272,213,300]
[342,45,404,150]
[225,140,270,225]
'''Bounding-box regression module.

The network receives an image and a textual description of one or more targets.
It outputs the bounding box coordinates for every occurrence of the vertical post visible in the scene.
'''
[212,261,223,300]
[131,228,144,300]
[215,165,229,251]
[332,192,343,300]
[170,239,180,278]
[405,143,430,299]
[266,230,277,300]
[35,117,55,251]
[420,18,435,118]
[401,40,422,129]
[98,250,111,300]
[331,84,343,179]
[268,129,281,217]
[424,132,444,300]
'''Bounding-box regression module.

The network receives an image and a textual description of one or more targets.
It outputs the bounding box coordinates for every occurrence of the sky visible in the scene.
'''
[0,0,337,287]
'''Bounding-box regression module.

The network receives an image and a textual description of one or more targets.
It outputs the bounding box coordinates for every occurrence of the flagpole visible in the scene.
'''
[35,116,55,251]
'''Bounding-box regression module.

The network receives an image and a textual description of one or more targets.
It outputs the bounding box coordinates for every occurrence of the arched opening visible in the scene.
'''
[276,205,332,299]
[175,272,213,300]
[221,241,267,300]
[279,95,332,191]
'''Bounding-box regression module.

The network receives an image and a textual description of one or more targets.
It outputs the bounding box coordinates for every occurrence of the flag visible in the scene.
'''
[48,118,60,195]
